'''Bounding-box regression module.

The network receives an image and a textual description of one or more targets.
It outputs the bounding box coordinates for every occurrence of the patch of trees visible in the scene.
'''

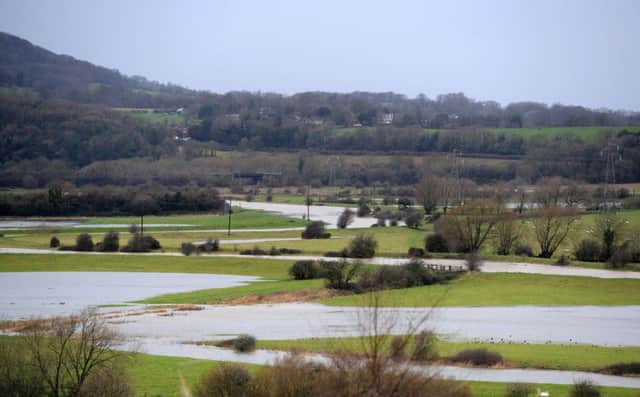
[0,185,224,216]
[0,97,176,167]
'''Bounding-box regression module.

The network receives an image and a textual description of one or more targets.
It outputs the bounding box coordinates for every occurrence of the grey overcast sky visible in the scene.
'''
[1,0,639,110]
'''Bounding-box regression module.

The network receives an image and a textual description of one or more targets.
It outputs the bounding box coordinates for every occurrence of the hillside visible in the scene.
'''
[0,32,200,108]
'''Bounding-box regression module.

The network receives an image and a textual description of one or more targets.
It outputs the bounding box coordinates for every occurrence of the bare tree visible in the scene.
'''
[494,212,521,255]
[444,199,500,253]
[531,207,579,258]
[22,308,129,397]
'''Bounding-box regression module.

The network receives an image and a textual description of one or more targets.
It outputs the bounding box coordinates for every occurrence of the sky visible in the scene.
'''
[1,0,639,110]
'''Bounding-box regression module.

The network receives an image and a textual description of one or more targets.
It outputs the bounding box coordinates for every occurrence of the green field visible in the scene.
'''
[332,126,640,143]
[256,336,640,372]
[322,272,640,307]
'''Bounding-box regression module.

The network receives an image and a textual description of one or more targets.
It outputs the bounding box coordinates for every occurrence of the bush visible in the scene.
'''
[324,249,349,258]
[198,238,220,253]
[465,252,482,272]
[451,348,503,366]
[408,247,426,257]
[357,203,371,217]
[357,260,462,292]
[389,219,398,226]
[554,254,571,266]
[289,260,319,280]
[599,362,640,376]
[77,365,134,397]
[504,383,533,397]
[301,221,331,239]
[514,243,534,257]
[337,208,355,229]
[181,242,197,256]
[570,380,600,397]
[411,331,439,362]
[232,334,257,353]
[49,236,60,248]
[195,364,252,397]
[99,231,119,252]
[320,260,361,290]
[607,244,632,268]
[347,233,377,258]
[75,233,94,252]
[574,239,601,262]
[121,235,161,252]
[425,233,449,253]
[404,211,423,229]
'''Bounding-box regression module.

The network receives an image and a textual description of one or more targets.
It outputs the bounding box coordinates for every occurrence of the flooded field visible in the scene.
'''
[0,271,260,319]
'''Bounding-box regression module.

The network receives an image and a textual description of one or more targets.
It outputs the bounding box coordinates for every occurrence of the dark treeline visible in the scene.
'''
[0,96,176,167]
[0,32,202,108]
[0,185,224,217]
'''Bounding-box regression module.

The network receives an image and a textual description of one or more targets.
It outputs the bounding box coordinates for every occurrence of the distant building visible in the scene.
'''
[379,112,394,125]
[176,107,184,114]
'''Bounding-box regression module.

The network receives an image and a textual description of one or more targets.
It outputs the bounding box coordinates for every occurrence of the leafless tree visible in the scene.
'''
[494,212,521,255]
[21,308,130,397]
[444,199,500,253]
[531,207,579,258]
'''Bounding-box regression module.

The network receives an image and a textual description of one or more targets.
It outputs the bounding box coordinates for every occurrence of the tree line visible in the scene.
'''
[0,185,224,216]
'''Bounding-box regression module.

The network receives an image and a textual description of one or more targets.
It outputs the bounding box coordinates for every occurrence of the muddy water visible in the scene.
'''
[0,272,260,319]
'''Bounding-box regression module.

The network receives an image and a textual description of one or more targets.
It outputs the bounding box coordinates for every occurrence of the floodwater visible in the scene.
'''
[235,201,386,228]
[0,220,193,231]
[0,272,260,319]
[127,342,640,388]
[109,303,640,347]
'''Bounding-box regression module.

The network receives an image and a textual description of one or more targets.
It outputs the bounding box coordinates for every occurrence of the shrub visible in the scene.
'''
[181,242,197,256]
[465,252,482,272]
[570,380,600,397]
[232,334,257,353]
[289,260,319,280]
[425,233,449,253]
[347,233,377,258]
[504,383,533,397]
[277,248,302,254]
[337,208,355,229]
[320,260,361,290]
[324,249,349,258]
[451,348,503,366]
[411,331,439,362]
[77,365,134,397]
[376,217,387,227]
[301,221,331,239]
[357,260,462,291]
[554,254,571,266]
[75,233,94,252]
[408,247,426,257]
[99,231,119,252]
[574,239,601,262]
[404,211,423,229]
[607,244,632,268]
[195,364,252,397]
[121,235,161,252]
[599,362,640,376]
[357,203,371,217]
[514,243,534,257]
[389,219,398,226]
[49,236,60,248]
[197,238,219,253]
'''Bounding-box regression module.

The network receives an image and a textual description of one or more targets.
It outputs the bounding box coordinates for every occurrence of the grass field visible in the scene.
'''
[256,336,640,372]
[332,126,640,143]
[321,272,640,307]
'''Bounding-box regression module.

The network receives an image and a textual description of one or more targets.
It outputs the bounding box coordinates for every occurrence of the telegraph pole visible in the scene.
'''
[227,197,232,235]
